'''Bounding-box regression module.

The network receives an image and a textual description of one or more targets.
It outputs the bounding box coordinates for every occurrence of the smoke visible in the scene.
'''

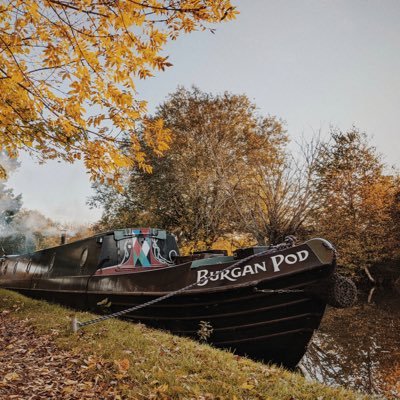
[0,151,22,234]
[0,189,22,229]
[0,159,60,253]
[15,210,61,236]
[0,210,64,254]
[0,152,91,254]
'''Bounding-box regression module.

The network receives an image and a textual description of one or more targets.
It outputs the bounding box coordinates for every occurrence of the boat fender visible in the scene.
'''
[307,273,357,308]
[326,273,357,308]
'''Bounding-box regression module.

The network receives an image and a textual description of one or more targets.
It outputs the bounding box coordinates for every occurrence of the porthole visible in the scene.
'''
[79,248,88,268]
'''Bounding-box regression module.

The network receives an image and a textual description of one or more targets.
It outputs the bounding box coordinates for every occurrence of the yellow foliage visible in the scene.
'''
[0,0,238,181]
[180,234,256,255]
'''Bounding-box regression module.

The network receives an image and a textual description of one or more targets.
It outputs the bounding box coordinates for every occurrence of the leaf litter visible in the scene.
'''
[0,291,371,400]
[0,311,126,399]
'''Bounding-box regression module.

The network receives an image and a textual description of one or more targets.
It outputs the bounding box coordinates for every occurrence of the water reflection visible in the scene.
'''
[301,290,400,399]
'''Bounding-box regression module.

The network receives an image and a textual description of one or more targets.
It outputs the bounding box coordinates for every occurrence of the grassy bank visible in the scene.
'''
[0,289,370,399]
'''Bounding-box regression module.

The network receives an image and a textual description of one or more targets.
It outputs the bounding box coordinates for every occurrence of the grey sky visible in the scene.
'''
[8,0,400,224]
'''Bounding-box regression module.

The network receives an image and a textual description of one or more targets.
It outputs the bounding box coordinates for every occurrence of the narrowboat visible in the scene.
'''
[0,228,356,368]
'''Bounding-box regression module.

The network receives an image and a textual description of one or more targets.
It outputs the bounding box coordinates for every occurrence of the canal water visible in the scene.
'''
[300,289,400,399]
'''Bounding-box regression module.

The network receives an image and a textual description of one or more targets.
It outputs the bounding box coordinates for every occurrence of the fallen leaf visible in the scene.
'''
[4,372,20,381]
[115,358,130,372]
[240,382,254,390]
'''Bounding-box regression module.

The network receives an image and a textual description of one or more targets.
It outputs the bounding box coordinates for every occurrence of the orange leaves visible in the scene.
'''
[27,2,40,20]
[149,29,168,50]
[0,0,237,182]
[43,44,62,67]
[314,129,400,271]
[114,358,130,373]
[142,118,172,156]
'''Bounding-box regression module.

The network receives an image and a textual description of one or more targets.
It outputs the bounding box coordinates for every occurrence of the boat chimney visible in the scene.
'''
[60,230,67,245]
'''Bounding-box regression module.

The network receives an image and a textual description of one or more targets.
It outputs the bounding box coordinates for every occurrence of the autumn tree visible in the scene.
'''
[312,128,400,273]
[234,136,321,244]
[90,87,288,248]
[0,0,237,182]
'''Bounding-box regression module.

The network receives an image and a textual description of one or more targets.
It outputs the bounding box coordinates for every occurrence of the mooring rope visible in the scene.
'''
[72,238,297,332]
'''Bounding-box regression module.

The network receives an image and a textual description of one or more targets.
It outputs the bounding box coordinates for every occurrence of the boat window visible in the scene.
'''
[49,253,56,272]
[26,260,32,273]
[13,261,18,274]
[80,248,89,268]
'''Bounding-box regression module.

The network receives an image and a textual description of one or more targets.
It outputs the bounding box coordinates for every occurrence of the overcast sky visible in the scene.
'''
[7,0,400,224]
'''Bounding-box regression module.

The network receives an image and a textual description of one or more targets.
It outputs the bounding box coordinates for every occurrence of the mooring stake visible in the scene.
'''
[71,316,80,332]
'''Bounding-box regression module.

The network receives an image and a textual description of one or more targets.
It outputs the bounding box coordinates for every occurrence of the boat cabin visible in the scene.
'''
[0,228,180,279]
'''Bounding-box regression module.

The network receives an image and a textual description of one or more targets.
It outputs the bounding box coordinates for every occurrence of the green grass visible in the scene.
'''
[0,289,371,400]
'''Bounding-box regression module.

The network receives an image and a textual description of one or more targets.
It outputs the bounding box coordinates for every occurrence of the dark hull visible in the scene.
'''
[1,237,337,368]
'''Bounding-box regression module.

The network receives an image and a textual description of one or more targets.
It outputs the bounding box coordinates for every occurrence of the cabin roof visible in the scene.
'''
[2,227,172,257]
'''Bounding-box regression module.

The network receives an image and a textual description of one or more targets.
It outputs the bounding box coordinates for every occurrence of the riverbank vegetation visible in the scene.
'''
[0,289,370,400]
[90,87,400,280]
